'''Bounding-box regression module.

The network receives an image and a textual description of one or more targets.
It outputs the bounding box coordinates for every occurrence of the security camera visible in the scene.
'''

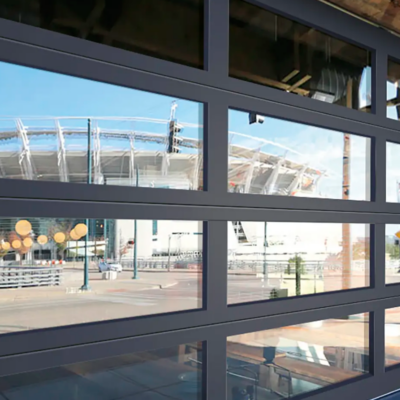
[249,112,265,124]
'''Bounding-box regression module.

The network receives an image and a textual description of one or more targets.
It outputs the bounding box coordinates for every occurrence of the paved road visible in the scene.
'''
[0,274,201,333]
[0,271,374,333]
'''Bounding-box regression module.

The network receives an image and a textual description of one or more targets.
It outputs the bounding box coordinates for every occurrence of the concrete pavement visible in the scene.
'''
[0,270,183,302]
[0,271,201,333]
[0,268,375,334]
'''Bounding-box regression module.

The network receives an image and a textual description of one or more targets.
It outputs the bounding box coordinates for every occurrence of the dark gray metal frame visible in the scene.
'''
[0,0,398,399]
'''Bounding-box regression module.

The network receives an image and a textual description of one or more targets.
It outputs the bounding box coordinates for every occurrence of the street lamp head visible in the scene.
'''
[54,232,66,243]
[37,235,48,245]
[75,223,88,237]
[15,220,32,236]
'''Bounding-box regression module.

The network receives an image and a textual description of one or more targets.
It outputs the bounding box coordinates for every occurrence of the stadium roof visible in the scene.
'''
[0,116,326,196]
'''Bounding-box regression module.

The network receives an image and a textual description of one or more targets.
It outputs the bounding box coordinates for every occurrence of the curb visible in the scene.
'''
[137,269,201,273]
[228,272,258,276]
[159,282,179,289]
[3,281,180,300]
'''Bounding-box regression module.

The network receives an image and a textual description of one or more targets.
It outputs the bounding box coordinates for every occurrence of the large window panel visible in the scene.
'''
[387,58,400,121]
[228,222,370,305]
[0,217,203,333]
[229,109,371,200]
[386,307,400,367]
[0,0,204,69]
[229,0,372,111]
[386,224,400,285]
[387,142,400,203]
[0,61,203,190]
[0,342,204,399]
[227,314,369,399]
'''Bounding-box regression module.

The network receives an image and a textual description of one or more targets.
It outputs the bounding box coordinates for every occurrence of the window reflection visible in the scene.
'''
[230,0,372,111]
[385,225,400,284]
[228,222,370,304]
[386,142,400,203]
[227,315,369,399]
[385,307,400,367]
[0,217,202,332]
[0,61,203,189]
[228,109,370,200]
[387,59,400,120]
[0,0,204,69]
[0,342,203,400]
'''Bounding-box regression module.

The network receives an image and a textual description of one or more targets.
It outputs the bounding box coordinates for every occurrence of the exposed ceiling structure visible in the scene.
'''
[230,0,371,110]
[0,0,204,68]
[320,0,400,36]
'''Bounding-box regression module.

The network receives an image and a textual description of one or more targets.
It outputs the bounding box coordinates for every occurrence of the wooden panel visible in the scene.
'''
[322,0,400,35]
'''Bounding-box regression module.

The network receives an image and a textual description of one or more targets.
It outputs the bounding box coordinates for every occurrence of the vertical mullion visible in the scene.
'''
[372,135,386,205]
[206,333,227,399]
[372,223,386,375]
[371,308,386,377]
[205,220,228,398]
[204,94,229,195]
[193,0,230,379]
[371,50,387,205]
[372,49,388,118]
[206,221,228,318]
[206,0,229,78]
[373,224,386,293]
[203,0,229,193]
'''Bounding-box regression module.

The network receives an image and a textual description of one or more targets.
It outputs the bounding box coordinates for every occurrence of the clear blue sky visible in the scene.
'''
[0,61,203,153]
[0,61,202,122]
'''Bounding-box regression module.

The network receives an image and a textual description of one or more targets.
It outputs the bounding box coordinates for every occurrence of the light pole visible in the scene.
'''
[133,220,138,279]
[81,118,91,291]
[263,221,268,280]
[167,234,172,272]
[167,232,187,272]
[103,218,107,261]
[133,167,139,279]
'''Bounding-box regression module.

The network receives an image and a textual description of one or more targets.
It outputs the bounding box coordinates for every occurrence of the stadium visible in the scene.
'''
[0,103,325,196]
[0,101,332,259]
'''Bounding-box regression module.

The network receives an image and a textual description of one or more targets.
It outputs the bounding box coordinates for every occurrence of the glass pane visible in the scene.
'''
[0,342,203,400]
[386,307,400,367]
[227,314,369,399]
[385,225,400,284]
[0,61,203,189]
[387,59,400,120]
[387,142,400,203]
[228,222,369,304]
[0,0,204,69]
[229,109,370,200]
[230,0,372,111]
[0,217,202,333]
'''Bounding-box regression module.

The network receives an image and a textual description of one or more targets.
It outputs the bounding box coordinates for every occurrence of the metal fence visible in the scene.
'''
[0,266,63,288]
[227,260,368,273]
[121,259,202,270]
[228,260,324,273]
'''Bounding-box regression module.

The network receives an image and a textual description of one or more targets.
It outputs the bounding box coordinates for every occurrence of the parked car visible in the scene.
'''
[98,261,122,273]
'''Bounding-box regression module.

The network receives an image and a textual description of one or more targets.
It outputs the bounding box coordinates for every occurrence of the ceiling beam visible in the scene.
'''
[287,75,312,92]
[80,0,106,39]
